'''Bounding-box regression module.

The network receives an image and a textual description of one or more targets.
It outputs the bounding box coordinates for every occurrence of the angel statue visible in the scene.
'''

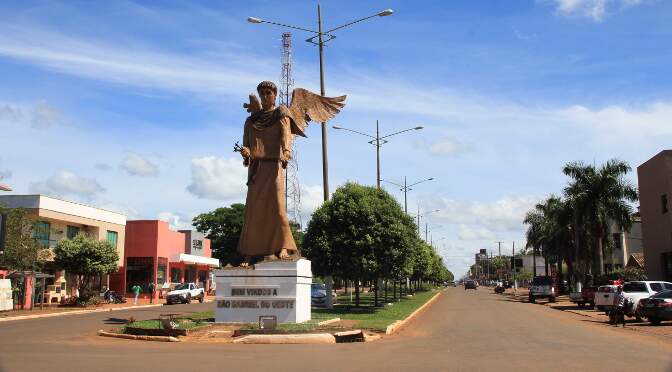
[235,81,345,267]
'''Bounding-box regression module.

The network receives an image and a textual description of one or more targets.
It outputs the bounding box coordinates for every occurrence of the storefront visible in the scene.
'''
[112,220,218,299]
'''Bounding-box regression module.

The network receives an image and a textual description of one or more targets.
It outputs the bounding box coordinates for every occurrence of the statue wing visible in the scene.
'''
[243,94,261,113]
[287,88,346,137]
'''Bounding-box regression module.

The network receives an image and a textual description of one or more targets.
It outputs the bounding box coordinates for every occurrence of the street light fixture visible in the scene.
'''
[415,208,439,237]
[381,177,434,214]
[248,6,394,203]
[333,121,423,190]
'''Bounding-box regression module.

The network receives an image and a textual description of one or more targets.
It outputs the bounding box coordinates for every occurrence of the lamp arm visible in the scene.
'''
[324,13,379,33]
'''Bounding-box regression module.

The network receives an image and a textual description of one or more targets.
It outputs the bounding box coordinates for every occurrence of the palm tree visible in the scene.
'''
[524,196,573,280]
[563,159,638,277]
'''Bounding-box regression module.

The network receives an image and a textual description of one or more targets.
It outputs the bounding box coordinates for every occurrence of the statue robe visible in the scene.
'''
[237,106,298,257]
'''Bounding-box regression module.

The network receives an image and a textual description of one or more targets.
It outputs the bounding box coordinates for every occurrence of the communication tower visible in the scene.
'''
[280,32,302,228]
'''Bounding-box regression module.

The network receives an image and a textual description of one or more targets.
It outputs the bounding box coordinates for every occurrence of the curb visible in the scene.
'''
[385,290,443,335]
[98,330,180,342]
[0,300,213,323]
[232,333,336,344]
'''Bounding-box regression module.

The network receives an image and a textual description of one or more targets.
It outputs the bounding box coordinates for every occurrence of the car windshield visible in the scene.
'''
[532,277,552,285]
[623,282,647,292]
[174,283,189,290]
[651,290,672,299]
[311,284,326,291]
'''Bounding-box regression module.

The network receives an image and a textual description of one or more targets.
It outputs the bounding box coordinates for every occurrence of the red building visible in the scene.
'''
[110,220,219,299]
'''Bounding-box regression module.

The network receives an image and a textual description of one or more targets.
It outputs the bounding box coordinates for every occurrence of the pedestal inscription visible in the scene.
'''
[214,259,311,323]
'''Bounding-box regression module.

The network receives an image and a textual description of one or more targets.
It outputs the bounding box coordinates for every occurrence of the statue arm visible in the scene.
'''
[280,117,292,162]
[241,120,251,163]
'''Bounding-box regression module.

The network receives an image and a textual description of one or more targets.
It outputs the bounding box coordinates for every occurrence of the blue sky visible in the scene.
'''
[1,0,671,278]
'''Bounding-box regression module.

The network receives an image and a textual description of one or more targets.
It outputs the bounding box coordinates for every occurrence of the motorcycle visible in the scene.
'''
[494,283,505,294]
[103,290,126,304]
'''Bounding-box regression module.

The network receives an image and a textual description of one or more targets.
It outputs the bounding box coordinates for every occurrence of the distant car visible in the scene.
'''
[464,280,477,290]
[447,281,457,287]
[529,276,556,303]
[638,289,672,325]
[165,282,204,305]
[311,283,337,307]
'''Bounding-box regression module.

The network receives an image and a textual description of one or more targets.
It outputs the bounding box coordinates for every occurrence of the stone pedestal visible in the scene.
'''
[214,259,312,324]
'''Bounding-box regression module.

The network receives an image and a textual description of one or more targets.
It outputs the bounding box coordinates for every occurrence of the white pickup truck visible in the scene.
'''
[529,276,556,303]
[165,282,205,305]
[595,281,672,319]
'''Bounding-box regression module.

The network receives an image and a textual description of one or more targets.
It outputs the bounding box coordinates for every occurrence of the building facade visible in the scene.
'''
[604,217,643,272]
[638,150,672,281]
[0,194,126,308]
[110,220,218,299]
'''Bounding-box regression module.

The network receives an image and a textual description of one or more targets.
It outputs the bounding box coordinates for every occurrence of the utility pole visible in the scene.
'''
[496,241,503,257]
[512,241,516,292]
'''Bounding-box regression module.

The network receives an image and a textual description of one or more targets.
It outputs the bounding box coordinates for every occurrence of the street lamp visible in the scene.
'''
[248,6,394,202]
[381,177,434,214]
[415,208,439,237]
[333,121,423,190]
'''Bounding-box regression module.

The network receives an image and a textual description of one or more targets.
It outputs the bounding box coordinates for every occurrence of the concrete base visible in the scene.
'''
[214,259,312,324]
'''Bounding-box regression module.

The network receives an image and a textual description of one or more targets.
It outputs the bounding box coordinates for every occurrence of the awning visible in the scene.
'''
[177,253,220,267]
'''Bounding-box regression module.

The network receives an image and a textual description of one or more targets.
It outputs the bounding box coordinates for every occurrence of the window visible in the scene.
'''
[66,225,80,239]
[612,233,622,250]
[662,194,669,214]
[106,230,118,248]
[623,282,647,292]
[170,268,182,283]
[650,283,664,292]
[33,221,51,247]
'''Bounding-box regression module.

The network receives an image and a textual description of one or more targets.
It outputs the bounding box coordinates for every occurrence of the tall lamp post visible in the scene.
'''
[333,122,423,190]
[415,208,439,237]
[381,176,433,214]
[248,7,394,202]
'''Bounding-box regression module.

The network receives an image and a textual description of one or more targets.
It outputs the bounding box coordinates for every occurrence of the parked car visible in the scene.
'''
[529,276,556,303]
[569,286,597,308]
[622,281,672,320]
[311,283,337,307]
[595,285,618,311]
[446,281,457,287]
[638,289,672,325]
[165,282,205,305]
[464,280,478,290]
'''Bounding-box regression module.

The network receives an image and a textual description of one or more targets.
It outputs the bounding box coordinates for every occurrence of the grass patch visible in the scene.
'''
[314,289,441,331]
[122,311,213,333]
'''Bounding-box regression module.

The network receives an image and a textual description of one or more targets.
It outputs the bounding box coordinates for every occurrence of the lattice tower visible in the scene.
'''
[280,32,302,228]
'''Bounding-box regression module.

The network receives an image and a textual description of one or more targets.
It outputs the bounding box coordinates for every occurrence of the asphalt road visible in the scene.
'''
[1,288,670,372]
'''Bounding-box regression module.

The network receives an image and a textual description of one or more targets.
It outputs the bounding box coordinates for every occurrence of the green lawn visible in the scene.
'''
[122,289,442,333]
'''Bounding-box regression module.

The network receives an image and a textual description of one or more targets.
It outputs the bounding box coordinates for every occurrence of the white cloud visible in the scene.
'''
[297,184,325,223]
[425,137,473,157]
[430,196,539,232]
[0,101,67,129]
[0,26,270,99]
[29,171,105,199]
[158,211,194,231]
[457,224,496,241]
[548,0,651,22]
[186,156,247,200]
[120,153,159,177]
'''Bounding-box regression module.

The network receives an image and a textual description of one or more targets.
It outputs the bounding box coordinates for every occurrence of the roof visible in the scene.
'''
[627,253,645,268]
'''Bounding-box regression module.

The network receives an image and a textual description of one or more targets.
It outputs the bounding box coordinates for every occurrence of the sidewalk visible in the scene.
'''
[498,288,672,340]
[0,296,215,322]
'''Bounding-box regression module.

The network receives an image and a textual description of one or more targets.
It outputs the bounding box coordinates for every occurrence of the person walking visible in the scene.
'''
[148,282,155,304]
[132,283,142,305]
[613,286,626,327]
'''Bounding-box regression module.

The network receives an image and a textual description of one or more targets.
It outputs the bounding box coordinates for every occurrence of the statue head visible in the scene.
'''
[257,81,277,110]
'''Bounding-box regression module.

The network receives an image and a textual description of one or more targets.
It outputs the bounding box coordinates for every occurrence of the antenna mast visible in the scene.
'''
[280,32,302,228]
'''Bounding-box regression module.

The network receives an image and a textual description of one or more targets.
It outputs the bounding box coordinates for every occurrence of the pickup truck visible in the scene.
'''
[594,285,618,311]
[529,276,556,303]
[622,281,672,320]
[569,286,597,308]
[165,282,205,305]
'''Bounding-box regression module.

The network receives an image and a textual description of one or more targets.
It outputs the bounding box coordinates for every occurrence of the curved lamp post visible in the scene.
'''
[381,177,434,214]
[333,122,423,190]
[248,7,394,203]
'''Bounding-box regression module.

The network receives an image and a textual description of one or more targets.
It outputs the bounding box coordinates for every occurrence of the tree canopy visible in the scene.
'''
[0,206,43,271]
[192,203,245,265]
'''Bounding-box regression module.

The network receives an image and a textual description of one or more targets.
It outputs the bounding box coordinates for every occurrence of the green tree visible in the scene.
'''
[303,183,416,306]
[0,206,42,271]
[563,159,638,276]
[193,203,245,266]
[517,268,533,283]
[53,234,119,299]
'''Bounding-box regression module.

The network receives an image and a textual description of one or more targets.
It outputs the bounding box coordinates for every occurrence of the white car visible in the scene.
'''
[595,285,619,311]
[623,281,672,319]
[165,282,205,305]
